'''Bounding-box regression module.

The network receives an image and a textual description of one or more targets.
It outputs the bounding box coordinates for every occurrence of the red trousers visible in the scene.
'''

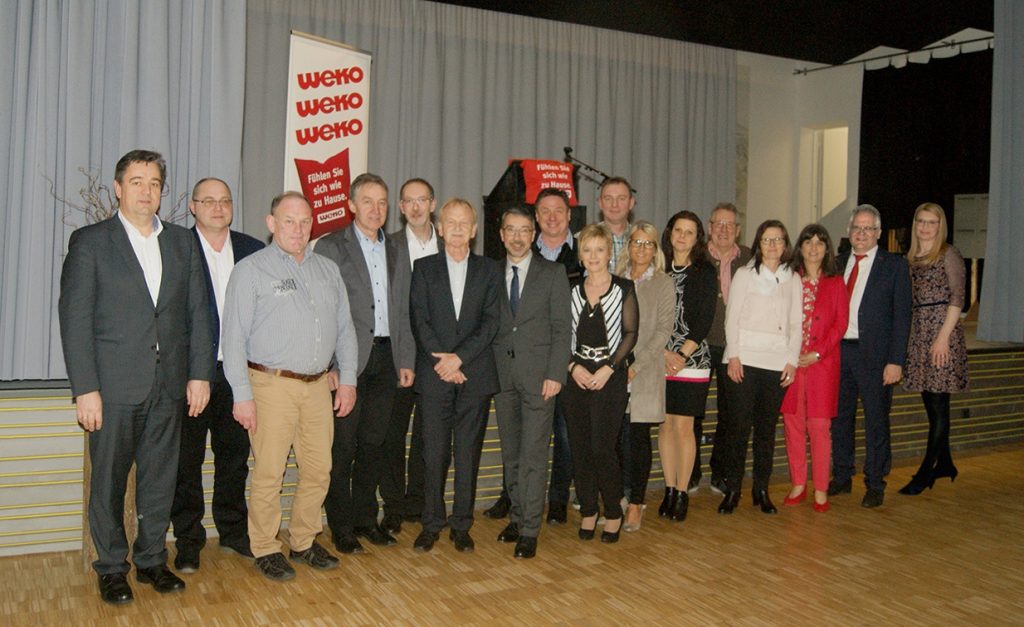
[783,371,832,489]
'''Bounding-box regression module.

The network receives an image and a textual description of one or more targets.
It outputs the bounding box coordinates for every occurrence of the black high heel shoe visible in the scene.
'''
[752,489,777,514]
[717,491,740,514]
[578,515,597,540]
[601,518,622,543]
[932,464,959,483]
[898,473,936,495]
[670,491,689,522]
[658,488,678,518]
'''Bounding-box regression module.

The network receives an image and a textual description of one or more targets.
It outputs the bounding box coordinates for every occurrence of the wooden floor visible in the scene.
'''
[2,445,1023,626]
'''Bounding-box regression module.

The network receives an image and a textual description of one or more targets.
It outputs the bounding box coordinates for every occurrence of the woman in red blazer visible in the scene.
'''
[780,224,849,513]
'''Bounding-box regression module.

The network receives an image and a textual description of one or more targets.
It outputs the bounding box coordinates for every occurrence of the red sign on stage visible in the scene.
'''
[519,159,577,206]
[294,149,351,240]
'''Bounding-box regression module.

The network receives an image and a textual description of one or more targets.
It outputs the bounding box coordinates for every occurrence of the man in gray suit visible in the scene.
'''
[492,206,571,559]
[59,149,214,604]
[316,173,415,553]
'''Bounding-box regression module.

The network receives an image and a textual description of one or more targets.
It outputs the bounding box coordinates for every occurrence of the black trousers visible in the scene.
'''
[170,362,250,552]
[562,370,629,520]
[627,421,653,505]
[325,340,397,533]
[378,384,426,518]
[719,364,787,493]
[89,364,180,575]
[420,385,491,534]
[832,341,894,491]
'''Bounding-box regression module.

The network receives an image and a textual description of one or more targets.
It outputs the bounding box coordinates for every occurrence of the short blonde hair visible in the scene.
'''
[577,223,612,265]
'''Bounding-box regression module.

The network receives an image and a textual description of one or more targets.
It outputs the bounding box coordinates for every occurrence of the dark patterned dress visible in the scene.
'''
[903,246,969,393]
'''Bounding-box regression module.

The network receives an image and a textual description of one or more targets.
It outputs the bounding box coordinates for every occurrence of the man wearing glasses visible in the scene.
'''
[699,203,751,495]
[171,178,264,573]
[829,204,911,508]
[378,178,439,534]
[491,207,571,558]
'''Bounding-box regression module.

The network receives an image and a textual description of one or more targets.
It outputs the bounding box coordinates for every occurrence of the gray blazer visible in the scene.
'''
[492,255,572,394]
[316,224,415,376]
[626,272,676,423]
[59,216,214,403]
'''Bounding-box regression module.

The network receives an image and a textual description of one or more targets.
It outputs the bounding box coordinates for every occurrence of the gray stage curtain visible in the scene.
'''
[242,0,736,238]
[978,0,1024,342]
[0,0,246,380]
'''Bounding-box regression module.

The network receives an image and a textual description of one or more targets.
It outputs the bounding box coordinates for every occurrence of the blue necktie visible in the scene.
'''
[510,265,520,316]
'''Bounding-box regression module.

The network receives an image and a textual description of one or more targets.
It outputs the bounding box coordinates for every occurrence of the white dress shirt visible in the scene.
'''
[406,223,439,268]
[844,245,878,340]
[117,211,163,306]
[446,252,469,321]
[196,229,235,360]
[505,251,533,302]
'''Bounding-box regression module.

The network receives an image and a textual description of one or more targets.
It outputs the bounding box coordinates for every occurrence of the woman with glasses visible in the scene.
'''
[900,203,968,495]
[717,220,802,515]
[614,222,675,531]
[779,224,848,513]
[658,211,718,521]
[563,224,639,543]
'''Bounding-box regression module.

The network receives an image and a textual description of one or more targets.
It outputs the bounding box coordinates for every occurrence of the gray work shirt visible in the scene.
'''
[222,241,358,402]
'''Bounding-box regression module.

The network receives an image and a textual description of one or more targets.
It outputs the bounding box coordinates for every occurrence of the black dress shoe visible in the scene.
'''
[898,474,935,496]
[717,491,741,514]
[483,494,511,519]
[658,487,677,518]
[413,530,438,552]
[514,535,537,559]
[290,541,339,570]
[255,552,296,581]
[450,529,475,552]
[497,522,520,543]
[600,520,621,543]
[219,541,255,559]
[546,502,567,525]
[333,531,366,555]
[136,565,185,593]
[174,548,200,573]
[752,489,778,514]
[382,513,404,534]
[354,524,398,547]
[670,491,689,522]
[98,573,133,605]
[861,488,885,508]
[827,478,853,496]
[578,517,597,540]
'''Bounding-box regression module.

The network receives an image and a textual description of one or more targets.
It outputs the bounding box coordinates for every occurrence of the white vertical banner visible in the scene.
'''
[284,31,372,239]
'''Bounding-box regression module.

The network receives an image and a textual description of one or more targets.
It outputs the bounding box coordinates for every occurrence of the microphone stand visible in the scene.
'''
[562,147,638,195]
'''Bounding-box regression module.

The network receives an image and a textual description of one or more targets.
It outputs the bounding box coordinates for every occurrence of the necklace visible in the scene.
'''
[671,262,690,272]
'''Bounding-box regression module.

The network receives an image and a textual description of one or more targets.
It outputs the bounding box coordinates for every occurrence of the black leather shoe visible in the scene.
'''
[483,494,511,519]
[255,552,296,581]
[600,520,621,543]
[290,541,339,570]
[898,474,934,496]
[578,517,597,540]
[862,488,885,508]
[514,535,537,559]
[497,522,520,543]
[174,547,200,574]
[546,502,567,525]
[414,530,438,552]
[333,531,365,555]
[450,529,475,553]
[670,491,690,521]
[382,513,404,534]
[658,487,677,518]
[136,565,185,593]
[827,478,853,496]
[717,491,741,514]
[98,573,133,605]
[752,489,778,514]
[219,541,254,559]
[354,524,398,547]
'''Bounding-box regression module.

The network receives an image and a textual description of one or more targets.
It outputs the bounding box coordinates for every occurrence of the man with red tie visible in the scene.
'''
[829,205,912,508]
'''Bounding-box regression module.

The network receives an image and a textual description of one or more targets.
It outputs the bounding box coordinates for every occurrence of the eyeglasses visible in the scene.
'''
[401,196,432,206]
[849,226,880,235]
[193,198,233,209]
[502,226,534,237]
[915,218,940,226]
[761,237,785,246]
[710,220,736,230]
[629,239,656,249]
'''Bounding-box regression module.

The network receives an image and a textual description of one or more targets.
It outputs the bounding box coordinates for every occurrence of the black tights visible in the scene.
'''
[914,391,956,477]
[627,422,652,505]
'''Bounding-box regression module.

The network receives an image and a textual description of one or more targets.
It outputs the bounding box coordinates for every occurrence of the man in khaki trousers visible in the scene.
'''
[222,191,358,581]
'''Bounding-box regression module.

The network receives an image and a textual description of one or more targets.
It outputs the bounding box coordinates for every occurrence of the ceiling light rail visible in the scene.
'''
[794,35,994,75]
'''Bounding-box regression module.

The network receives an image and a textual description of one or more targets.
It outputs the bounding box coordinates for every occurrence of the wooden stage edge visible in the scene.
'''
[2,443,1023,626]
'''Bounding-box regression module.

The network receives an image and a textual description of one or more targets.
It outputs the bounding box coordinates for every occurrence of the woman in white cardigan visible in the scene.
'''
[717,220,802,515]
[615,221,675,532]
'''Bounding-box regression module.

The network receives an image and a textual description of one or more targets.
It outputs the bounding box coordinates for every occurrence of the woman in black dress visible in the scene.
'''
[563,224,639,543]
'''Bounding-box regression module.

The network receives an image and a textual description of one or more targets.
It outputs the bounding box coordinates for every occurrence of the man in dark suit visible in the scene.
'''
[317,173,415,554]
[59,150,214,604]
[492,207,571,559]
[379,178,440,533]
[170,178,264,573]
[532,188,581,524]
[409,198,501,553]
[830,204,912,508]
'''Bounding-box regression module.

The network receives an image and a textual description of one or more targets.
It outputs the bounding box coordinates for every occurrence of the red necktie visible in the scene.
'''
[846,254,866,300]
